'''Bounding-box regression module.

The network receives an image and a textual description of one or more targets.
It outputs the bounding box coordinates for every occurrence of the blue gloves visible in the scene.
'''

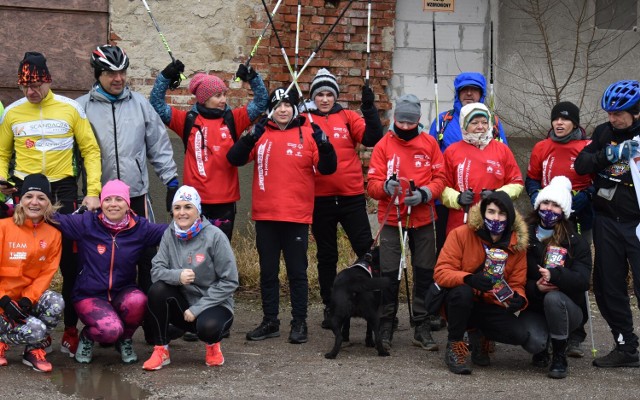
[384,177,400,197]
[166,177,179,212]
[571,190,589,213]
[606,140,639,163]
[251,117,268,141]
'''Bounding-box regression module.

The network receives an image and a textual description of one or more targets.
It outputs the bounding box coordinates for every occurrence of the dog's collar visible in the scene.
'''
[350,261,373,277]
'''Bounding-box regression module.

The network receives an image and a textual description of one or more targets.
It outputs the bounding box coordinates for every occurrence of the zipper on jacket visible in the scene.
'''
[108,235,117,301]
[40,106,46,173]
[112,103,121,179]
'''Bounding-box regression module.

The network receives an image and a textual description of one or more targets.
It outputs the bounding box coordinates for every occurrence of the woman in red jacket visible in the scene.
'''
[434,191,529,375]
[0,174,63,372]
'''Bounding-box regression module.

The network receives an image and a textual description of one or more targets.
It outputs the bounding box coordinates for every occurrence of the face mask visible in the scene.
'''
[484,218,507,235]
[462,130,493,149]
[538,209,562,228]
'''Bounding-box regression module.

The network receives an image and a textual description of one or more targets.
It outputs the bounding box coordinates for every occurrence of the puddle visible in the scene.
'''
[51,366,151,400]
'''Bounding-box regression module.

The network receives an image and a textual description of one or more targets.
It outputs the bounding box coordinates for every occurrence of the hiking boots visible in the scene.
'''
[0,342,7,366]
[592,347,640,368]
[246,319,280,341]
[75,333,94,364]
[445,340,472,375]
[548,339,568,379]
[288,320,308,344]
[116,339,138,364]
[205,342,224,366]
[61,326,79,357]
[469,331,490,366]
[567,339,584,358]
[532,350,551,368]
[429,315,447,331]
[321,306,332,330]
[380,321,393,351]
[143,346,171,371]
[412,322,438,351]
[23,347,52,372]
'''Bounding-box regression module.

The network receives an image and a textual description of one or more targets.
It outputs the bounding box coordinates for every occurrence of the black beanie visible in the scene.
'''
[20,173,52,200]
[18,52,52,86]
[268,87,299,118]
[551,101,580,127]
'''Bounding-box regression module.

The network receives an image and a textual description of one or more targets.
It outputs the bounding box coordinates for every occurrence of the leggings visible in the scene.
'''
[146,281,233,345]
[74,287,147,343]
[0,290,64,348]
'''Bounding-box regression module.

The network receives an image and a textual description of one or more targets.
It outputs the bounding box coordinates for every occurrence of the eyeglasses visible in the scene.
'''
[19,83,45,92]
[102,70,127,78]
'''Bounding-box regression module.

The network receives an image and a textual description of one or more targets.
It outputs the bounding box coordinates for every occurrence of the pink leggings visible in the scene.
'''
[74,287,147,343]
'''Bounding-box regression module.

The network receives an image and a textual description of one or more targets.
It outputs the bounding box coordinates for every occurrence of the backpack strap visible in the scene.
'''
[182,110,198,153]
[222,109,238,142]
[437,109,455,145]
[492,114,502,142]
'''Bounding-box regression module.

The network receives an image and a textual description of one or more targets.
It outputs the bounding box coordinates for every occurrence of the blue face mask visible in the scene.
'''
[484,218,507,235]
[538,209,562,228]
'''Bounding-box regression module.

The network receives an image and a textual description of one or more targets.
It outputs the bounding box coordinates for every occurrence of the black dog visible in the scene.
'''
[324,249,390,359]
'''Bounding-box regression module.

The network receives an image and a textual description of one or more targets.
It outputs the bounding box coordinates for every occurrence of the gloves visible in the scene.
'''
[418,186,432,203]
[506,292,526,313]
[383,177,400,197]
[463,273,494,292]
[0,295,28,325]
[310,123,327,145]
[620,140,639,160]
[161,60,185,86]
[17,297,32,314]
[251,117,269,141]
[166,177,179,213]
[361,85,375,109]
[480,189,494,200]
[605,145,619,163]
[404,189,422,206]
[235,63,257,82]
[457,189,475,207]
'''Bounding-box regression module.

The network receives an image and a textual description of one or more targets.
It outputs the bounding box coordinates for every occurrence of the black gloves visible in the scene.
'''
[251,117,269,141]
[161,60,185,89]
[457,189,474,207]
[235,63,257,82]
[17,297,32,314]
[0,295,29,325]
[480,189,494,200]
[166,177,179,213]
[311,123,327,145]
[506,292,525,313]
[463,273,493,292]
[361,85,375,109]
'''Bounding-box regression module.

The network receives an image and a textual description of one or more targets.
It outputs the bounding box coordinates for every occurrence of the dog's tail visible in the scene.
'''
[351,277,390,293]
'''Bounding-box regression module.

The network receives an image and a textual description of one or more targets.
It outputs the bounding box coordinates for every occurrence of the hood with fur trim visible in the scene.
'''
[466,199,529,252]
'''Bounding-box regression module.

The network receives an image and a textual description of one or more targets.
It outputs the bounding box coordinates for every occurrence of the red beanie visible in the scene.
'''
[189,73,227,104]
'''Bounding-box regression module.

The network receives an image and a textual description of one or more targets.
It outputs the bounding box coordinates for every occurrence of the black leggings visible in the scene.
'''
[146,281,233,345]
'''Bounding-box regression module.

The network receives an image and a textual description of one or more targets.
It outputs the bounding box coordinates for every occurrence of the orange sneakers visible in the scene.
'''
[205,342,224,367]
[143,346,170,371]
[23,348,52,372]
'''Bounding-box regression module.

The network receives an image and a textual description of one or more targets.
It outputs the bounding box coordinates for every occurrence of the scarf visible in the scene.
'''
[196,103,226,119]
[174,218,203,241]
[99,211,131,233]
[462,130,493,149]
[549,127,583,144]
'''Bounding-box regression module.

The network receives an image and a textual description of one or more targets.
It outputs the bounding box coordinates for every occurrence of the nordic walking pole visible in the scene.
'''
[260,0,314,123]
[365,0,372,86]
[432,17,440,141]
[235,0,285,82]
[489,21,495,119]
[295,0,302,74]
[140,0,186,88]
[394,178,413,323]
[267,0,355,119]
[585,290,598,358]
[400,180,416,327]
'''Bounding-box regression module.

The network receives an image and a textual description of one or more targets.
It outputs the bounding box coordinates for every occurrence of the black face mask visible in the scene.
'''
[394,124,419,141]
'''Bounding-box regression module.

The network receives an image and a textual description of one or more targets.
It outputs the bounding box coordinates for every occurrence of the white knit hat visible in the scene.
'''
[173,185,202,214]
[534,176,573,219]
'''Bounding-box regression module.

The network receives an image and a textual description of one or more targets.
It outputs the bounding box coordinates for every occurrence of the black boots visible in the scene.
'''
[548,339,568,379]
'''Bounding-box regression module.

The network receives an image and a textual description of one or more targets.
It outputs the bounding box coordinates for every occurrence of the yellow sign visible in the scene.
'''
[423,0,454,12]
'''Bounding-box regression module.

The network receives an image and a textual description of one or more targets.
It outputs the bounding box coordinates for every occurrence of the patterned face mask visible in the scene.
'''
[462,130,493,149]
[538,209,563,228]
[484,218,507,235]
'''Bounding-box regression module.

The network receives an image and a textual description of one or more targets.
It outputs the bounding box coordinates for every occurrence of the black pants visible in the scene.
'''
[255,221,309,322]
[312,194,373,306]
[593,214,640,350]
[129,194,157,293]
[445,285,529,346]
[434,203,448,257]
[146,281,233,345]
[14,177,80,328]
[201,202,236,241]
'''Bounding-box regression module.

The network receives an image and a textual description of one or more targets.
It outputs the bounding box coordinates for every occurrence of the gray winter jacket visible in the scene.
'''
[151,218,238,316]
[76,85,177,197]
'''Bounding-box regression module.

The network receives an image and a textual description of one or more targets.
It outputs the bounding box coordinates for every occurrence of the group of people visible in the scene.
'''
[0,45,639,381]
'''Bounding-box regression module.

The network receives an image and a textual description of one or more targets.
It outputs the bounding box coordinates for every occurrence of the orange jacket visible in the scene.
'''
[434,201,529,308]
[0,218,61,303]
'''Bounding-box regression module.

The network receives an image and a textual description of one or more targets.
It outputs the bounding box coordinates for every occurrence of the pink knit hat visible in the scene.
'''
[100,179,130,207]
[189,73,228,104]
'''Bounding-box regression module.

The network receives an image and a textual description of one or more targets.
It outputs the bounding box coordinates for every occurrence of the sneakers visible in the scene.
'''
[143,346,171,371]
[205,342,224,366]
[61,326,79,357]
[116,339,138,364]
[321,306,332,330]
[469,332,490,366]
[592,347,640,368]
[445,341,472,375]
[23,347,52,372]
[246,319,280,341]
[567,339,584,358]
[75,333,94,364]
[0,342,7,366]
[288,320,308,344]
[412,322,438,351]
[42,335,52,354]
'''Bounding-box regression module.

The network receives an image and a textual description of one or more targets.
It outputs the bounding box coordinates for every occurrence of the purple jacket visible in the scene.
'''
[55,212,167,302]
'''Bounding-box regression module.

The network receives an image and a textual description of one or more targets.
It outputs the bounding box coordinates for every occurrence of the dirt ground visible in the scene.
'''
[3,295,640,400]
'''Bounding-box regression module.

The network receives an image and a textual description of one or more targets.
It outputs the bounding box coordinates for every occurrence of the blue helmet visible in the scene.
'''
[601,80,640,112]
